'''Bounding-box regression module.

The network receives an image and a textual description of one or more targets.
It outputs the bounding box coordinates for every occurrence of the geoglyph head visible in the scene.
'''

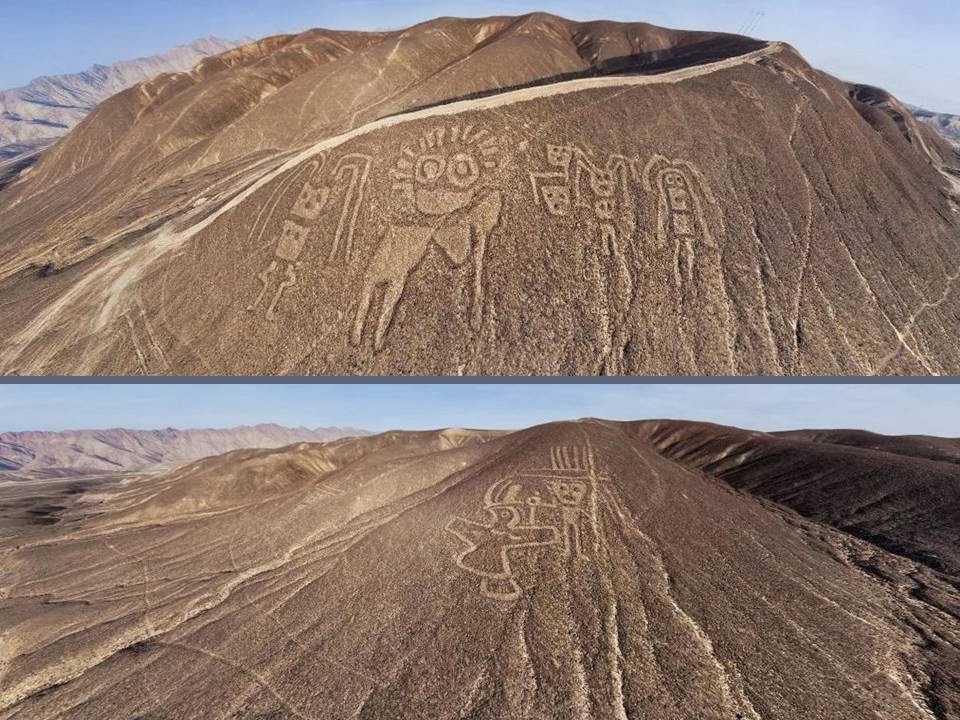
[390,124,501,216]
[548,480,588,507]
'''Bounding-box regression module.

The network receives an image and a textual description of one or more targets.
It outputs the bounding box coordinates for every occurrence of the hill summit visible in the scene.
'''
[0,14,958,376]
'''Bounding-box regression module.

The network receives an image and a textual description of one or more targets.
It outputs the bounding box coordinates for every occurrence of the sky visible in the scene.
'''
[1,383,958,437]
[0,1,958,114]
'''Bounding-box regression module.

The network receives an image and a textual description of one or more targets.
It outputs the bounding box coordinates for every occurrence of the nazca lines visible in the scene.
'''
[529,144,727,371]
[639,155,719,288]
[248,153,372,320]
[352,123,504,351]
[445,445,597,601]
[732,80,764,110]
[550,445,590,471]
[530,144,636,256]
[124,299,170,375]
[249,123,505,348]
[0,43,792,376]
[530,144,718,286]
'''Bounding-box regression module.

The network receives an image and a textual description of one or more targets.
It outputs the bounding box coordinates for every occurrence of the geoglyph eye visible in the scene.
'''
[447,152,480,188]
[391,125,501,202]
[415,155,446,184]
[664,171,684,186]
[547,144,572,167]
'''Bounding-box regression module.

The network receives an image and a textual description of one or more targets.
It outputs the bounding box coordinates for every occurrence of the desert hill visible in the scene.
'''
[0,419,957,718]
[0,37,241,174]
[637,420,960,577]
[0,423,365,474]
[0,14,958,375]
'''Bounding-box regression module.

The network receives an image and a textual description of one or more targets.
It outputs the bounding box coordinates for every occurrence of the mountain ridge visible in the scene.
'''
[911,104,960,149]
[0,36,242,168]
[0,422,368,474]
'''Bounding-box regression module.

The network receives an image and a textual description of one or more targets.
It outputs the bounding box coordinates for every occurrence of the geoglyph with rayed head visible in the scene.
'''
[352,123,504,351]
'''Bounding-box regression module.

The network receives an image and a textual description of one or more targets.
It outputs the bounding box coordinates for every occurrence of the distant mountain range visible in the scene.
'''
[0,423,366,475]
[910,104,960,148]
[0,37,242,165]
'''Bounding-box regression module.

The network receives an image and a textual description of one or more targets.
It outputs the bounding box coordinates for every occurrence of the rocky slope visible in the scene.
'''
[0,423,365,474]
[0,139,57,192]
[0,14,958,375]
[0,419,956,718]
[0,37,240,166]
[638,420,960,577]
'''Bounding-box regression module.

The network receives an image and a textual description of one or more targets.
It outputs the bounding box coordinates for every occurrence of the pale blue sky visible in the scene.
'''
[0,1,957,113]
[0,383,958,437]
